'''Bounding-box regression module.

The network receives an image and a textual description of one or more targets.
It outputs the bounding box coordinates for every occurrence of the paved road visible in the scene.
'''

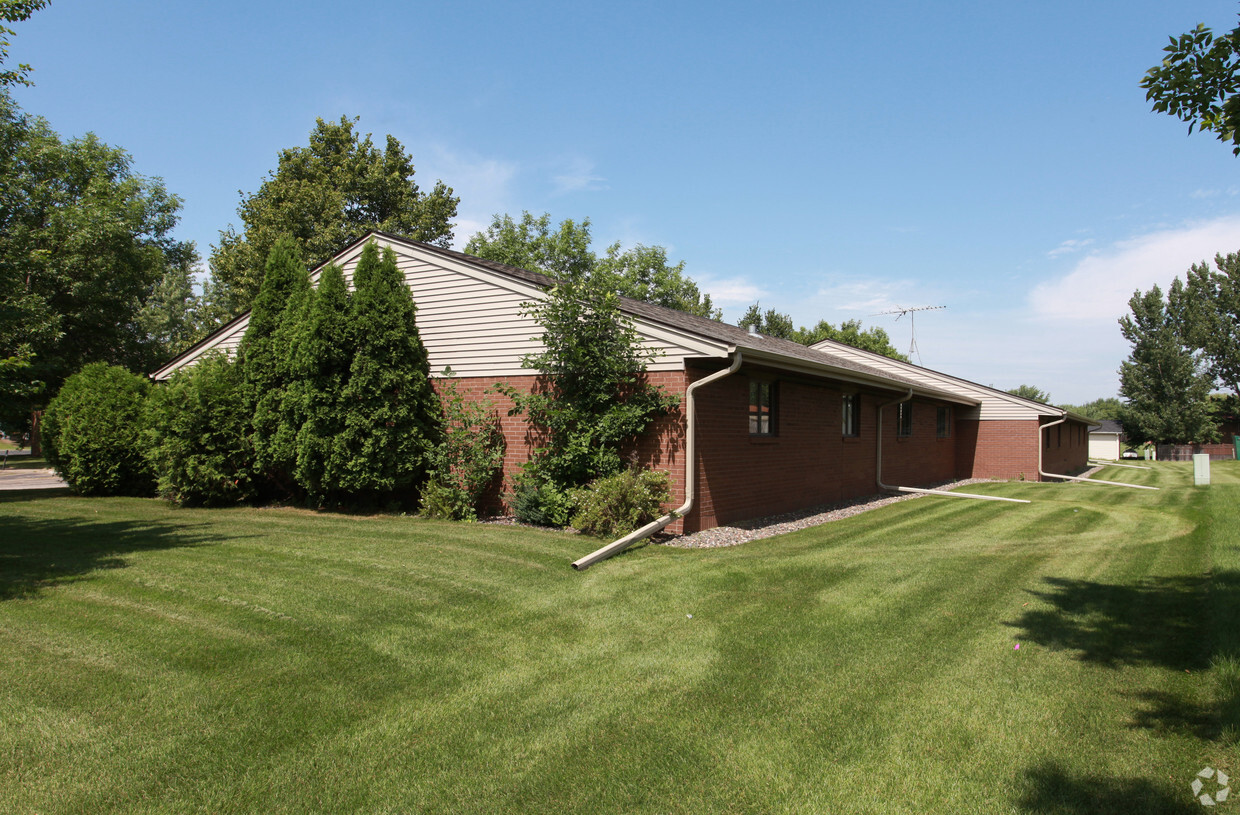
[0,467,69,491]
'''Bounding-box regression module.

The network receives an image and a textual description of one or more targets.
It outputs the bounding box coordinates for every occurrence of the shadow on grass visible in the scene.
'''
[0,507,218,600]
[1016,761,1199,814]
[1011,571,1240,750]
[1008,576,1211,671]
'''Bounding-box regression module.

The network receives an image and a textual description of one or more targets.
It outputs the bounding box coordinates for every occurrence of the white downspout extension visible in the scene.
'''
[878,389,1030,504]
[1040,414,1158,490]
[1088,460,1152,470]
[571,352,744,571]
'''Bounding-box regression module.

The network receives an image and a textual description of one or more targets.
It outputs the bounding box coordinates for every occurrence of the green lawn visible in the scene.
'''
[1,462,1237,814]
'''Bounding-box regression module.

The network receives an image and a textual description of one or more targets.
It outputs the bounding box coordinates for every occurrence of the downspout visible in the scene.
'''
[571,352,744,571]
[1040,414,1158,490]
[877,389,1030,504]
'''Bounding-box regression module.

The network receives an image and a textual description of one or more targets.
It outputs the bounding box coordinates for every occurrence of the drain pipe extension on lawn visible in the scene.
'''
[1088,459,1152,470]
[571,352,744,571]
[1040,415,1158,490]
[876,389,1030,504]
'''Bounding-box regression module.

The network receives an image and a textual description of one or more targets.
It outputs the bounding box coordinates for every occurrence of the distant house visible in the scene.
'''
[1088,420,1123,460]
[155,232,1095,533]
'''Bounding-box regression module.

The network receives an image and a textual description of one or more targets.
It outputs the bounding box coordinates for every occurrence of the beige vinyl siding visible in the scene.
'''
[156,235,727,381]
[808,339,1051,421]
[151,314,250,380]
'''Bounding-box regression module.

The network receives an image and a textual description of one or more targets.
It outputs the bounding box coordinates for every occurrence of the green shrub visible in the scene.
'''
[569,467,671,538]
[41,362,154,496]
[511,471,574,528]
[419,374,505,521]
[144,354,256,506]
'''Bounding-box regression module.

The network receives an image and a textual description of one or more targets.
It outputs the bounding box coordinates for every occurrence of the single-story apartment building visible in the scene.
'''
[154,232,1095,533]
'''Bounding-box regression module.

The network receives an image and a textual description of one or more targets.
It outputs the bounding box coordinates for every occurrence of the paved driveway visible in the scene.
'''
[0,467,69,491]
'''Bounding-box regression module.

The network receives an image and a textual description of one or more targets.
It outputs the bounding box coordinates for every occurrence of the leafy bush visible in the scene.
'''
[570,468,671,539]
[511,471,575,528]
[419,374,505,521]
[144,354,256,506]
[41,362,154,496]
[494,269,678,492]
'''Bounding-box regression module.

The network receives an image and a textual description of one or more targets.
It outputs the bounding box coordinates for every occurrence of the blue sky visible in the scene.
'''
[10,0,1240,403]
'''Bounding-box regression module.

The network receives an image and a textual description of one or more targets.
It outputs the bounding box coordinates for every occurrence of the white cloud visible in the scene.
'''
[695,275,765,306]
[1047,238,1094,258]
[417,146,519,248]
[813,278,930,316]
[551,157,607,195]
[1029,215,1240,324]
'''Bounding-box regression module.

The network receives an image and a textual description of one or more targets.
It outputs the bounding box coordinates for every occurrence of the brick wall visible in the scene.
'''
[435,371,689,530]
[1040,419,1091,477]
[441,368,1090,533]
[960,417,1090,481]
[686,368,956,532]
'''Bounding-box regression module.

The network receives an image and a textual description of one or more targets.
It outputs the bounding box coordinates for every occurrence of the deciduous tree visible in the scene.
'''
[0,92,194,430]
[1118,282,1217,444]
[1142,15,1240,154]
[207,116,459,319]
[0,0,46,88]
[466,211,720,319]
[1183,251,1240,399]
[497,268,678,494]
[738,303,909,360]
[1006,384,1051,404]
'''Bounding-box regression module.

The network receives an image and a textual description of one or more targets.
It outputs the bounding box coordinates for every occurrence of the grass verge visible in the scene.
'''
[0,462,1236,813]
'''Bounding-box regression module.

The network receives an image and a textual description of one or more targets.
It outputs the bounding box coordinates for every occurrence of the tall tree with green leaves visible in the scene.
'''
[738,303,909,360]
[136,241,205,361]
[0,0,46,88]
[1006,384,1051,404]
[1118,282,1217,444]
[290,262,352,507]
[465,211,720,319]
[1142,14,1240,154]
[335,242,441,505]
[237,237,310,496]
[1057,396,1124,421]
[1183,251,1240,399]
[207,116,459,319]
[0,91,193,432]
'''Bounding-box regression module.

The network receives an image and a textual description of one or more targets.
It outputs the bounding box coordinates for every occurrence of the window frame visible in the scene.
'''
[842,393,861,437]
[896,401,913,438]
[936,406,951,439]
[749,379,777,437]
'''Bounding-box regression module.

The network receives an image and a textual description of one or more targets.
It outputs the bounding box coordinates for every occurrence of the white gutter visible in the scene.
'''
[571,352,744,571]
[876,390,1029,504]
[1040,415,1158,490]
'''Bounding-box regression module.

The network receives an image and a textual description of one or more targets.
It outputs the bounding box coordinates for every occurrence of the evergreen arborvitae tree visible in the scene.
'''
[238,236,310,496]
[291,262,352,507]
[336,242,441,505]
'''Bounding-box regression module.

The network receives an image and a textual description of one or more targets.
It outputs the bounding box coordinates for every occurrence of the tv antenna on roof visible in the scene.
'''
[871,305,946,365]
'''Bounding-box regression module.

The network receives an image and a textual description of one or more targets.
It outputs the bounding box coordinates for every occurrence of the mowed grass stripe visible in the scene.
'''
[1,463,1236,813]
